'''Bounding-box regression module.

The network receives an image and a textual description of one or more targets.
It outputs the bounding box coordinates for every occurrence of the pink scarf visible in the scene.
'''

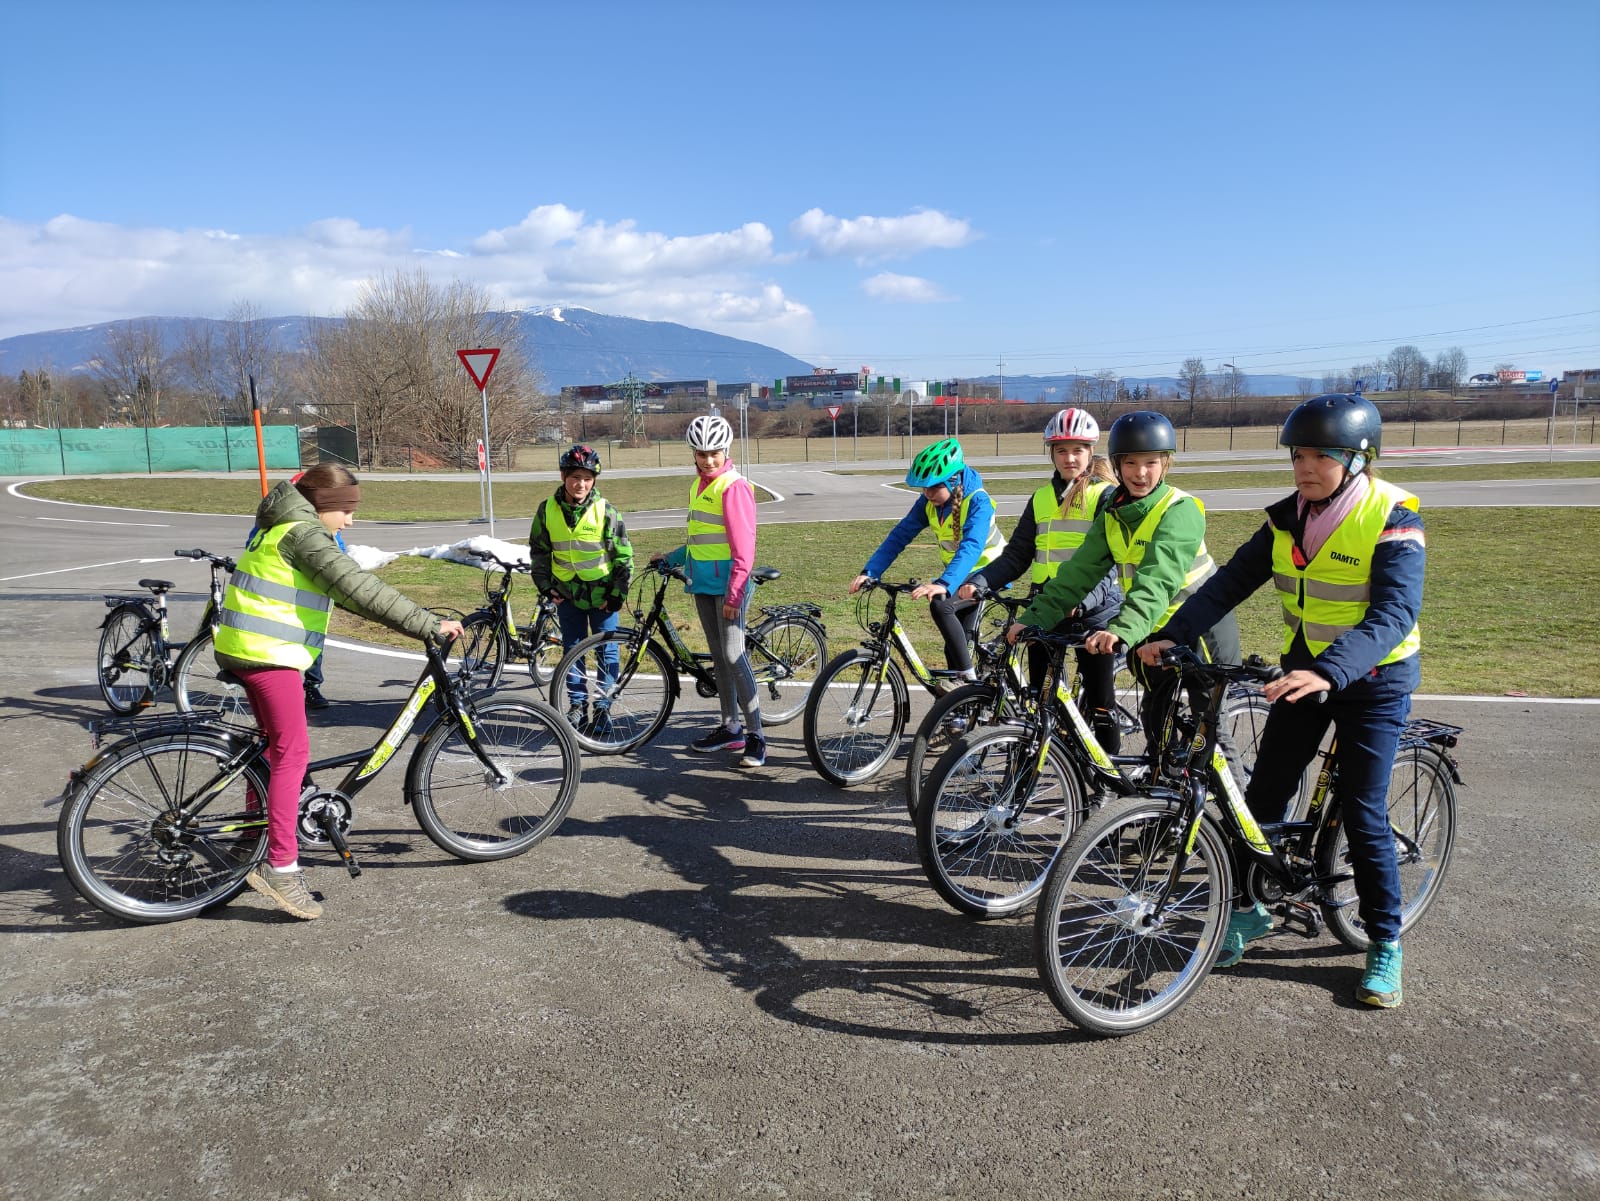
[1298,471,1369,562]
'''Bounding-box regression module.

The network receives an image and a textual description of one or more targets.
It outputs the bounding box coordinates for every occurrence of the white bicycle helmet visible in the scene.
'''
[1044,407,1100,444]
[685,414,734,452]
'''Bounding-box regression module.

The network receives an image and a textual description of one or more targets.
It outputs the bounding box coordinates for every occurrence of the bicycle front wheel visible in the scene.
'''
[1317,744,1458,951]
[522,613,565,687]
[803,650,908,787]
[903,682,1003,818]
[749,615,827,726]
[456,612,508,693]
[916,724,1087,918]
[97,604,159,713]
[58,729,268,923]
[172,628,257,728]
[408,699,581,860]
[548,630,675,754]
[1034,798,1231,1036]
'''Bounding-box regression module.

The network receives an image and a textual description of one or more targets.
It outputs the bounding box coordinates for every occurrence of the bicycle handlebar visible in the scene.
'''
[174,548,237,570]
[463,548,530,573]
[1156,645,1285,688]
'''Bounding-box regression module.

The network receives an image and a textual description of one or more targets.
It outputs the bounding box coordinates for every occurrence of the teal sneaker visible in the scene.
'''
[1356,939,1403,1008]
[1214,903,1273,968]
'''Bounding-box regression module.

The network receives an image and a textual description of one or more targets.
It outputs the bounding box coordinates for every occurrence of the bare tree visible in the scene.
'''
[1385,345,1429,398]
[304,270,544,467]
[90,320,171,424]
[1296,378,1321,397]
[1178,358,1209,403]
[1092,369,1118,405]
[224,300,282,414]
[1430,346,1468,393]
[174,320,231,425]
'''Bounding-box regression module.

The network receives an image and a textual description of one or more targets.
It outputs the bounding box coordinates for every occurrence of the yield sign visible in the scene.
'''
[456,347,501,390]
[826,405,842,420]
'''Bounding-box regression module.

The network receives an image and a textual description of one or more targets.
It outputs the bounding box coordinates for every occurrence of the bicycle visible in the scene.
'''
[57,636,582,924]
[1032,646,1461,1036]
[914,628,1273,920]
[96,548,253,723]
[452,547,565,692]
[802,578,1000,788]
[548,559,828,754]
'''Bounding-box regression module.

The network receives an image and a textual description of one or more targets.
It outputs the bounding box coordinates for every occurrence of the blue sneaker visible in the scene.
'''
[1356,939,1403,1008]
[1215,903,1273,968]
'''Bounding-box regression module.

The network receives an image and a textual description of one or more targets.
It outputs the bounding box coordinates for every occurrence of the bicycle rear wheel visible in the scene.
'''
[1318,744,1458,951]
[548,630,675,754]
[903,682,1002,818]
[97,604,159,713]
[749,615,827,726]
[409,699,581,860]
[58,729,268,923]
[456,612,508,693]
[521,614,565,687]
[172,628,257,728]
[802,651,908,787]
[1034,798,1231,1036]
[915,725,1087,918]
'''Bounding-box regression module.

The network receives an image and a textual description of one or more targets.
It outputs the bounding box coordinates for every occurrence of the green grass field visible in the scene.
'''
[25,477,1599,696]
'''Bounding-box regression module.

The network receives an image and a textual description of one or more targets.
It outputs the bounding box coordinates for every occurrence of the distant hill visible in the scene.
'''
[0,307,816,391]
[968,371,1316,400]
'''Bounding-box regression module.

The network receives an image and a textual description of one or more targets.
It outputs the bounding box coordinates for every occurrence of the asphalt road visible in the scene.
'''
[2,462,1597,1201]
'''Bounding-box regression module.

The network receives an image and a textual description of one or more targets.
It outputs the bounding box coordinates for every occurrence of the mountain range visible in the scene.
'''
[0,308,1315,397]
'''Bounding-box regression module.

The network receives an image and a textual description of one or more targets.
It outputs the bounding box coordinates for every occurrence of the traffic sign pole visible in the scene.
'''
[826,405,842,462]
[456,349,502,535]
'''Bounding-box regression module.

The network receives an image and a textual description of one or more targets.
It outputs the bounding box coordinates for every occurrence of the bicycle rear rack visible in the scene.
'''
[1400,718,1462,750]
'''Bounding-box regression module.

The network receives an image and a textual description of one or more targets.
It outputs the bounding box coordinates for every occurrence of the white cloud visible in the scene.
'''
[791,207,975,261]
[862,272,951,303]
[0,208,809,345]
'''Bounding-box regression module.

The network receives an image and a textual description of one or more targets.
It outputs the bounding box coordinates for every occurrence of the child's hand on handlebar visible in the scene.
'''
[1083,630,1122,655]
[1263,668,1332,704]
[1137,639,1175,666]
[910,581,947,601]
[1005,621,1030,645]
[849,574,871,595]
[436,619,465,641]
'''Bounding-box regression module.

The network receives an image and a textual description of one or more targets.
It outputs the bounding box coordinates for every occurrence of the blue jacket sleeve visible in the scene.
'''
[863,500,931,579]
[936,484,997,591]
[1313,506,1426,689]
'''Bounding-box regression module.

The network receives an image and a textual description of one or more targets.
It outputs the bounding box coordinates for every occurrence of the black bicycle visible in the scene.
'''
[58,636,581,924]
[549,559,827,754]
[1033,646,1461,1035]
[96,548,252,722]
[452,547,565,692]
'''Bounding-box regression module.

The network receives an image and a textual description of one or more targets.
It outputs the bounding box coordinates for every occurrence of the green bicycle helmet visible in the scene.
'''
[906,438,965,488]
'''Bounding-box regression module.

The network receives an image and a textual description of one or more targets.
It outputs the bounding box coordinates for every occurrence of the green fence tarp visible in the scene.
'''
[0,426,301,475]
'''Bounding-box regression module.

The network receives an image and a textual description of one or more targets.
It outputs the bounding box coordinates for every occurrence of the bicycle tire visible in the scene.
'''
[97,603,160,713]
[171,628,257,727]
[749,614,827,727]
[408,699,581,861]
[57,728,268,923]
[903,681,1003,818]
[1219,689,1271,794]
[548,630,675,754]
[916,724,1087,918]
[522,612,565,688]
[802,650,908,787]
[456,612,509,693]
[1317,744,1458,952]
[1034,796,1232,1036]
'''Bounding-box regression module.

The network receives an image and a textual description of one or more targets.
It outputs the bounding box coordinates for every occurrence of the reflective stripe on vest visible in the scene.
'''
[1103,485,1216,628]
[213,522,333,670]
[1271,478,1421,663]
[1031,479,1111,584]
[926,489,1006,570]
[545,497,609,582]
[687,469,740,561]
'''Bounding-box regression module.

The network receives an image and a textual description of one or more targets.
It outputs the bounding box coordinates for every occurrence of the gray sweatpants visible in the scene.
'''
[693,591,762,735]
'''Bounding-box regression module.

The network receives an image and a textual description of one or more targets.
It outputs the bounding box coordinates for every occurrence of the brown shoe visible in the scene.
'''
[246,865,323,920]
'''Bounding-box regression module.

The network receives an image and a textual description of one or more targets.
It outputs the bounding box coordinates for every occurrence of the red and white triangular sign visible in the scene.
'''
[456,347,501,390]
[826,405,842,420]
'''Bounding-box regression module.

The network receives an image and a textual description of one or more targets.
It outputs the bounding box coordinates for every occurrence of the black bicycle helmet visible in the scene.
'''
[1107,411,1178,457]
[559,443,602,475]
[1279,394,1382,465]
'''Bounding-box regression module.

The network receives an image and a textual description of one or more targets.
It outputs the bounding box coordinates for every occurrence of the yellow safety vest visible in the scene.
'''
[687,469,740,563]
[927,490,1006,570]
[213,523,332,670]
[544,497,609,582]
[1271,478,1422,664]
[1031,479,1112,584]
[1103,485,1217,629]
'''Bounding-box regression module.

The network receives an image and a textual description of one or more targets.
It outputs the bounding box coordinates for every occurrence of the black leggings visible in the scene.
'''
[928,593,983,673]
[1027,641,1120,754]
[1133,611,1243,755]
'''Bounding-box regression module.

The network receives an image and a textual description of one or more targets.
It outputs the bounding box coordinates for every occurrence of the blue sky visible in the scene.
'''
[2,0,1596,384]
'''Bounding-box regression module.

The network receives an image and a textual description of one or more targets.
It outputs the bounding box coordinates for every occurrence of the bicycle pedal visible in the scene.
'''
[1277,901,1324,938]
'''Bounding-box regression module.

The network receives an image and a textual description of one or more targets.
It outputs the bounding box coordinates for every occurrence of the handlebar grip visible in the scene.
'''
[174,548,204,559]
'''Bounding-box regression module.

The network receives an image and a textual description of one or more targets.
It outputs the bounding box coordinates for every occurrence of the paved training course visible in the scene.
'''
[1,461,1596,1200]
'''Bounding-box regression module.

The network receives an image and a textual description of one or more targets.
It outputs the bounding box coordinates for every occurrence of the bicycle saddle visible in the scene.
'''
[138,579,175,593]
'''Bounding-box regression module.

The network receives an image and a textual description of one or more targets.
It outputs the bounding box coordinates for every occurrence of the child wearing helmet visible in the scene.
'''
[1008,410,1240,750]
[851,437,1006,678]
[529,443,634,733]
[961,409,1124,749]
[1138,394,1424,1009]
[652,414,767,768]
